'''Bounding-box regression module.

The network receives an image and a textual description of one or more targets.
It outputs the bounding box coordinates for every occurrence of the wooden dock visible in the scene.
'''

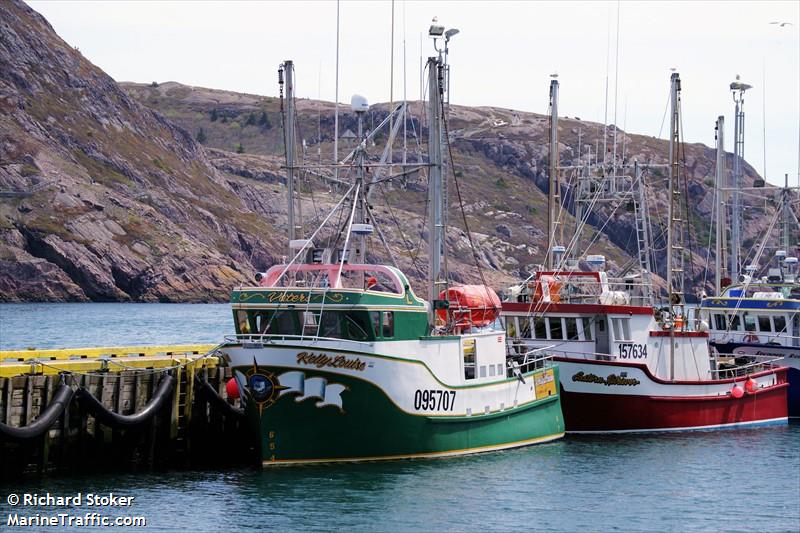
[0,344,256,478]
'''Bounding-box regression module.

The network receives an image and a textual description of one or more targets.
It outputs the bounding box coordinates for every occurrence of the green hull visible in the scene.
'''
[237,365,565,465]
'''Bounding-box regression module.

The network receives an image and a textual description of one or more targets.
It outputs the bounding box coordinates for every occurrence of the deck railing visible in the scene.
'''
[709,353,785,379]
[709,330,800,346]
[224,333,372,349]
[506,342,556,376]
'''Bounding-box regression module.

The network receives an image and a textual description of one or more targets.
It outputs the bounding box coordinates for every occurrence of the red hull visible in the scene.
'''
[561,384,789,432]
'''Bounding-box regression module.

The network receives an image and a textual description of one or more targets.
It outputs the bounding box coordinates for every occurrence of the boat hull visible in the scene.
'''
[555,358,789,433]
[225,344,565,465]
[711,341,800,418]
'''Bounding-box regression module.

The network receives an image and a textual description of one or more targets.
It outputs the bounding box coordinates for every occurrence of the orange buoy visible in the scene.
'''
[731,385,744,399]
[744,377,757,394]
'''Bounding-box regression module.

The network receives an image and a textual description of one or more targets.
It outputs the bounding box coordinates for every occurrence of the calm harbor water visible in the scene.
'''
[1,303,798,532]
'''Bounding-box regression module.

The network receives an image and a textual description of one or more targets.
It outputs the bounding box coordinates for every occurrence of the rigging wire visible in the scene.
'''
[700,181,717,293]
[440,82,489,291]
[377,184,425,277]
[678,95,699,299]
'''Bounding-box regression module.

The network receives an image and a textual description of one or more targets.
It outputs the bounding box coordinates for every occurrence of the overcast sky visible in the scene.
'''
[28,0,800,186]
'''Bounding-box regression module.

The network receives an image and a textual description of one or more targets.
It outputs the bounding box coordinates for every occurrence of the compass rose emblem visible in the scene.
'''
[246,360,288,413]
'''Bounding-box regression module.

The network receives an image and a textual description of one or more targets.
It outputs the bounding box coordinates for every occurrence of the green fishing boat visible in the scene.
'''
[220,52,564,466]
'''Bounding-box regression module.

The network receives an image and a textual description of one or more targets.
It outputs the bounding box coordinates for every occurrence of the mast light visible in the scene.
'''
[730,75,753,92]
[429,17,444,37]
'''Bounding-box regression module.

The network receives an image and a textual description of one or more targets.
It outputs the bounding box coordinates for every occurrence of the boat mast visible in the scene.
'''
[402,3,407,167]
[282,60,297,256]
[634,160,654,305]
[389,0,394,174]
[783,173,791,253]
[354,100,367,264]
[548,76,560,269]
[334,0,340,183]
[426,56,446,327]
[666,72,684,381]
[730,76,752,283]
[714,116,726,294]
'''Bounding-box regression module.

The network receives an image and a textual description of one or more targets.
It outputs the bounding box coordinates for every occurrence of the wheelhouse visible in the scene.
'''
[230,263,429,343]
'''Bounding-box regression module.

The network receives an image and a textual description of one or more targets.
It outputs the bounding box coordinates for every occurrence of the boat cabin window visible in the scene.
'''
[610,317,632,341]
[518,317,532,338]
[506,317,517,337]
[382,312,394,338]
[565,318,579,340]
[302,311,319,336]
[757,316,772,332]
[371,312,381,338]
[774,316,787,333]
[534,318,547,339]
[255,311,268,333]
[581,318,593,340]
[320,312,340,338]
[463,339,476,380]
[265,311,297,335]
[299,311,341,338]
[713,313,726,331]
[548,317,564,340]
[344,312,372,341]
[729,314,741,330]
[236,310,251,334]
[369,311,395,339]
[743,315,757,332]
[243,310,379,341]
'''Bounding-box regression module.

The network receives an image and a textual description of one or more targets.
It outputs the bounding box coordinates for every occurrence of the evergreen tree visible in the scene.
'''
[235,143,245,154]
[210,108,218,122]
[195,128,207,144]
[245,112,256,126]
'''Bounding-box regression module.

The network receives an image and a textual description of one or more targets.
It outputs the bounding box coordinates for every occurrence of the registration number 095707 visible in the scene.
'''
[414,389,456,411]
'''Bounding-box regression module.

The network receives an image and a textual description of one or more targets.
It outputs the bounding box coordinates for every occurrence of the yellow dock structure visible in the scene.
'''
[0,344,219,377]
[0,344,254,477]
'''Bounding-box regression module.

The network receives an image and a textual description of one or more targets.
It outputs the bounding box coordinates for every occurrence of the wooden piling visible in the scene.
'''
[0,345,256,478]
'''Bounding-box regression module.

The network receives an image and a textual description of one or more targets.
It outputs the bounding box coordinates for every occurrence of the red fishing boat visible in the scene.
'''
[501,72,788,432]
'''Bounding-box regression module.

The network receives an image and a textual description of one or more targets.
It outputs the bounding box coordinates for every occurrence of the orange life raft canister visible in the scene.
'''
[437,285,501,327]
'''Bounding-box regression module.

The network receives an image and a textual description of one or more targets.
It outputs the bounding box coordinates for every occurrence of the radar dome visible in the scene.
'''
[351,94,369,113]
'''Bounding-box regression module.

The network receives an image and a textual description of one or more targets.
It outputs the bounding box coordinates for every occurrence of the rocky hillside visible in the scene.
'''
[0,0,293,301]
[0,0,785,303]
[123,81,785,299]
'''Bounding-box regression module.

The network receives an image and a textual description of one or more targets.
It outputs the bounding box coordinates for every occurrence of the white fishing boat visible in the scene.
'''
[698,80,800,417]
